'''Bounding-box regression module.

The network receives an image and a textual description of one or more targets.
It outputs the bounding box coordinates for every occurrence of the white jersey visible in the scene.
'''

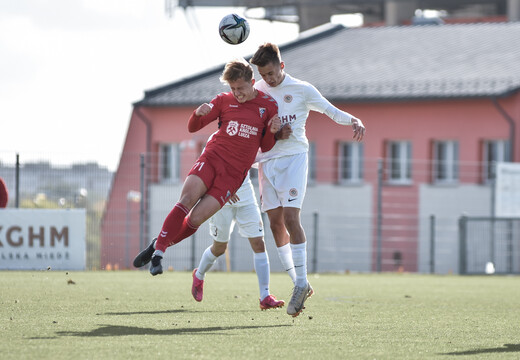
[255,73,357,162]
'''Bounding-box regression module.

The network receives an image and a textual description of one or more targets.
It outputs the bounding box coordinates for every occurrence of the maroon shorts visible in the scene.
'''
[188,152,246,207]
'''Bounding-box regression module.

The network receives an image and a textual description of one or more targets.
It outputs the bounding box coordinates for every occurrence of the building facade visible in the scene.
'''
[101,22,520,273]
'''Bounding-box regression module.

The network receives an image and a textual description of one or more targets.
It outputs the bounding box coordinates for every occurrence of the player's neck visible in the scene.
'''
[246,89,258,102]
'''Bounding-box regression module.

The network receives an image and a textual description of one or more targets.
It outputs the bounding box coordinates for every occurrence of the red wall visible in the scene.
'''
[102,93,520,271]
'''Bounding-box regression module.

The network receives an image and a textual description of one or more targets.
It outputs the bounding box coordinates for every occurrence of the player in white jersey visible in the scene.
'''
[250,43,365,317]
[191,133,287,310]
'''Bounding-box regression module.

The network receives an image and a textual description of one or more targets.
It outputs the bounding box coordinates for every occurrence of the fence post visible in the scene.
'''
[507,219,513,274]
[429,215,435,274]
[377,159,383,272]
[458,215,467,275]
[312,211,318,273]
[15,153,20,208]
[139,154,145,252]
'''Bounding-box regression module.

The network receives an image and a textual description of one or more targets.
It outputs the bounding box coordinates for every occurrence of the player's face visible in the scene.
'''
[257,61,285,88]
[228,78,256,103]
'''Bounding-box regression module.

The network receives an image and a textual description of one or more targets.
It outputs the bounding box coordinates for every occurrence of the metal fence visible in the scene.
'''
[2,151,516,274]
[459,216,520,274]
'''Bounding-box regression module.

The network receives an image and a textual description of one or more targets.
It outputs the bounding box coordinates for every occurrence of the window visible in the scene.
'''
[159,143,180,183]
[387,141,412,183]
[338,142,363,184]
[432,141,458,183]
[308,142,316,184]
[483,140,510,182]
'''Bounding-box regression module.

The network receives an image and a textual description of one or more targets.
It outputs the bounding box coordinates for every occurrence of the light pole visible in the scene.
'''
[126,190,142,269]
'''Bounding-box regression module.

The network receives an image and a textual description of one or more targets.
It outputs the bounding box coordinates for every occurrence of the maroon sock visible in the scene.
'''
[154,203,189,253]
[169,216,199,245]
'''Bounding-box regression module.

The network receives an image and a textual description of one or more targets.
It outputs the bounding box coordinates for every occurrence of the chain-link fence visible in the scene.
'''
[2,151,516,274]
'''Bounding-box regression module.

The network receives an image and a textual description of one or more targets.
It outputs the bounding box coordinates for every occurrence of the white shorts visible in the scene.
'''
[209,176,264,242]
[258,152,308,212]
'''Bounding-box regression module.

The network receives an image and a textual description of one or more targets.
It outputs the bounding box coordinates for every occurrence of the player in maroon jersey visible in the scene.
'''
[133,59,281,276]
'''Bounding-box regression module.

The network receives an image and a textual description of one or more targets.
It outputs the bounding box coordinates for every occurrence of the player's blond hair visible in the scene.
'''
[250,43,282,67]
[220,58,253,83]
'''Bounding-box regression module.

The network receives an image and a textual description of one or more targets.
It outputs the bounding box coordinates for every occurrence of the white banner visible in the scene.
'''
[495,162,520,217]
[0,209,86,270]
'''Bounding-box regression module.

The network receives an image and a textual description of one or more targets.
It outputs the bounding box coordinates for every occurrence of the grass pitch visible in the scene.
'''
[2,271,520,359]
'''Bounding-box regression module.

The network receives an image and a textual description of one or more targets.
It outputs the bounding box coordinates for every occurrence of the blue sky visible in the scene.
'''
[0,0,301,170]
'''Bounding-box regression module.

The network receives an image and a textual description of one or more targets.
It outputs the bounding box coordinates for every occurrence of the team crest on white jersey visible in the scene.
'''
[227,121,239,136]
[284,94,293,103]
[259,107,266,118]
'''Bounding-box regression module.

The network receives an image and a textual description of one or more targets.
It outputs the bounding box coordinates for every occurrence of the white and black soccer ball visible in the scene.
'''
[219,14,250,45]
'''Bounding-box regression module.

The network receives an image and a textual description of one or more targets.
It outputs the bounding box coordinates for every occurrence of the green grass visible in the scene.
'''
[2,271,520,359]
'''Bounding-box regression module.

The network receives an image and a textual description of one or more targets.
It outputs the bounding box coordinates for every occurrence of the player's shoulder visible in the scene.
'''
[213,91,236,106]
[216,91,233,100]
[285,73,313,88]
[257,90,278,108]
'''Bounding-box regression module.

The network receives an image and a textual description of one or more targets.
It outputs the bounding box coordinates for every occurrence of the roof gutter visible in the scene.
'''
[491,97,515,162]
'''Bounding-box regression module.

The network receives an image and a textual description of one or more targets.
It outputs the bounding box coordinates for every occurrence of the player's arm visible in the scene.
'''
[188,98,220,133]
[259,114,281,152]
[304,83,365,141]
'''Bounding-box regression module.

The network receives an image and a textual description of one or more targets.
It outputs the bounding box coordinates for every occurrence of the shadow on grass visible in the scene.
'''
[28,324,291,338]
[442,344,520,356]
[100,309,188,316]
[99,309,251,316]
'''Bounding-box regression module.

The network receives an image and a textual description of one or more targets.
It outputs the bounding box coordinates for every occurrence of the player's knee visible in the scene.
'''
[269,220,285,236]
[211,242,227,257]
[284,216,303,234]
[249,237,265,253]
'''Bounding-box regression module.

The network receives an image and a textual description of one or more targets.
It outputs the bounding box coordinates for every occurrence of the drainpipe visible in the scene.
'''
[134,106,152,156]
[491,97,516,162]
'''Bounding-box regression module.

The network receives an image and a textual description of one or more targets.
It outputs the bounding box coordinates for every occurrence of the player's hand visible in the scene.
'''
[195,103,212,116]
[351,118,365,142]
[227,194,240,204]
[268,115,281,134]
[275,123,292,140]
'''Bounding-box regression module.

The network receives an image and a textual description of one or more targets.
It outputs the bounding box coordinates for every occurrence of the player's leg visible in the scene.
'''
[192,240,227,302]
[192,207,235,301]
[150,175,217,276]
[265,208,296,284]
[153,174,207,254]
[236,201,285,310]
[259,162,296,283]
[281,208,313,316]
[271,152,313,317]
[248,236,285,310]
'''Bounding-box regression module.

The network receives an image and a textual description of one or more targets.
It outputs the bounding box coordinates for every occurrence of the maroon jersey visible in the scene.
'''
[188,90,278,176]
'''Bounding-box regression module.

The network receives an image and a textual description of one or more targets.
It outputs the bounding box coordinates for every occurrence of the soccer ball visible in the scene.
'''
[219,14,250,45]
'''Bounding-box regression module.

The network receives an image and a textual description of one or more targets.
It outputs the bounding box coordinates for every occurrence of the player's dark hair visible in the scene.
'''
[221,58,253,83]
[250,43,281,67]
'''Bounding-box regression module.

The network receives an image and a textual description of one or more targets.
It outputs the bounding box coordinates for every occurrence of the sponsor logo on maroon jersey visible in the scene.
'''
[227,121,239,136]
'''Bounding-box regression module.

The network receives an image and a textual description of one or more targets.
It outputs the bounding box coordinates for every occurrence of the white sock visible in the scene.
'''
[277,243,296,284]
[254,252,270,301]
[291,243,308,287]
[153,250,164,258]
[195,246,218,280]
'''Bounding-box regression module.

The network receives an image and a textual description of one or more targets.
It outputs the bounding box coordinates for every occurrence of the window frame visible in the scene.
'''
[432,140,459,184]
[386,140,412,185]
[159,143,181,183]
[338,141,364,185]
